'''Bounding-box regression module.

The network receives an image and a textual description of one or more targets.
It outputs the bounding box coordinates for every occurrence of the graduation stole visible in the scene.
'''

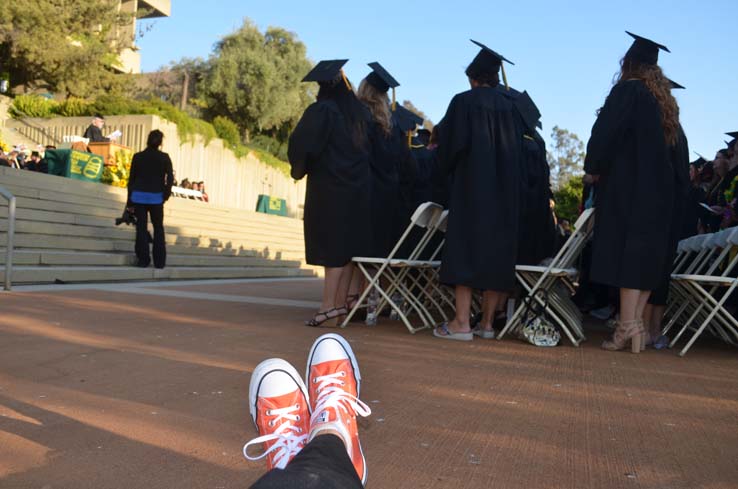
[724,175,738,205]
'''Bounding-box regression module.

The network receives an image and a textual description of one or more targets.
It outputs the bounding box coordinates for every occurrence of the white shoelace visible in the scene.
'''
[242,403,308,469]
[312,371,372,422]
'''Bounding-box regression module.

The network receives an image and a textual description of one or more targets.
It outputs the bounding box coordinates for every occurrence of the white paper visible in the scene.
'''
[108,130,122,140]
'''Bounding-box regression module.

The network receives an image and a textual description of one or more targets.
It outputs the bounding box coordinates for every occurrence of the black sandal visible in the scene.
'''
[305,308,343,328]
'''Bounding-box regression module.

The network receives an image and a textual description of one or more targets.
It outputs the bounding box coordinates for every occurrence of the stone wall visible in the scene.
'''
[5,115,306,217]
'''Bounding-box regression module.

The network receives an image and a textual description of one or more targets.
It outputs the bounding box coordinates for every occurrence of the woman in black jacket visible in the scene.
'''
[127,129,174,268]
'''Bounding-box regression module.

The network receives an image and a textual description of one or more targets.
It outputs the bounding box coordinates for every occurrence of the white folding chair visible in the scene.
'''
[662,232,720,335]
[341,202,445,333]
[668,227,738,356]
[391,210,453,324]
[498,208,595,346]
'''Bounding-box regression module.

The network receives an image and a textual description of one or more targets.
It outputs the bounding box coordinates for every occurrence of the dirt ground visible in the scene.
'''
[1,278,737,489]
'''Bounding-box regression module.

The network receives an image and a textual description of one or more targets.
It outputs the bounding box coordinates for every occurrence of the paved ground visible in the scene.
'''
[1,278,737,489]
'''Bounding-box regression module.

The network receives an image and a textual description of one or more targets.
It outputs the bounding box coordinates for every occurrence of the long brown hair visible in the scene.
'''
[617,57,680,145]
[317,79,368,150]
[357,78,392,137]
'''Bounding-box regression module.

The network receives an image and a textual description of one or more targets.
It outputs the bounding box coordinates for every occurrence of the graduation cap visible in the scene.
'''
[302,59,349,83]
[690,156,707,167]
[625,31,670,66]
[668,79,685,90]
[393,104,423,132]
[517,91,542,132]
[365,62,400,109]
[393,104,424,146]
[726,132,738,150]
[495,86,542,132]
[467,39,514,89]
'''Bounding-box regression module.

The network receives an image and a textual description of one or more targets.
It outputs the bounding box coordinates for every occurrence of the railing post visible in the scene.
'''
[5,195,15,291]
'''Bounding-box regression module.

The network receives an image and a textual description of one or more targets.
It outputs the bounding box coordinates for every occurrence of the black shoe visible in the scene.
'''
[136,261,150,268]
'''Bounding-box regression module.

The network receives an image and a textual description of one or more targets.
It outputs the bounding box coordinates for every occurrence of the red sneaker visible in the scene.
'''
[306,334,371,485]
[243,359,310,470]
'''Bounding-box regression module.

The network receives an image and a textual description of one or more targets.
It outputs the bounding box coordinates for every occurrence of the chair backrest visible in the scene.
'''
[410,202,444,229]
[524,208,595,294]
[381,202,444,263]
[550,208,595,270]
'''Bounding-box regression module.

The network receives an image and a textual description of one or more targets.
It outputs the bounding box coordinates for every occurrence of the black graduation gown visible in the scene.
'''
[288,100,372,267]
[437,86,522,291]
[650,124,689,305]
[368,121,411,257]
[518,132,557,265]
[584,80,674,290]
[682,185,705,237]
[409,146,435,208]
[83,125,109,143]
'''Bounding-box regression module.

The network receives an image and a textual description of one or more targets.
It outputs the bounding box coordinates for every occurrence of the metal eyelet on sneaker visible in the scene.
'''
[294,404,300,409]
[340,381,345,386]
[268,420,274,427]
[339,371,346,377]
[266,410,272,416]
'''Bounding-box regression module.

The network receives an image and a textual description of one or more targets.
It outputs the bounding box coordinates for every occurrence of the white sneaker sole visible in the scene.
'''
[249,358,309,429]
[305,333,366,485]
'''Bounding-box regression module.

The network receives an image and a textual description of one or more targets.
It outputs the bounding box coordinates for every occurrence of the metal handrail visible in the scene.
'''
[0,185,16,291]
[10,107,64,146]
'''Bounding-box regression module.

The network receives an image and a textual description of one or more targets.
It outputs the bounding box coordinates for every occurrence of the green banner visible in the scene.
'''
[43,149,104,183]
[256,194,288,216]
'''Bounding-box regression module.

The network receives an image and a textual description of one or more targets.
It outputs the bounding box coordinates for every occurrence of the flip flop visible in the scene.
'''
[471,326,496,339]
[433,323,473,341]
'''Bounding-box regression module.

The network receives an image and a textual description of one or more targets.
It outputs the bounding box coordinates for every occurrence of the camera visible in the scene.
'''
[115,207,137,226]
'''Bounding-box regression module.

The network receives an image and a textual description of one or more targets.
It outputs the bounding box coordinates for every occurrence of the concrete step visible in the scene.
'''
[0,265,316,284]
[0,172,304,231]
[0,205,305,243]
[0,219,306,254]
[8,232,306,261]
[1,249,304,268]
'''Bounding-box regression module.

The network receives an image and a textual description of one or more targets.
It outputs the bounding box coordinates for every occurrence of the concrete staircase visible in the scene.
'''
[0,166,315,284]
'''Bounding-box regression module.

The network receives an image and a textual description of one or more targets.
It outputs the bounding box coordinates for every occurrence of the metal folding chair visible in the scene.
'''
[498,208,595,346]
[341,202,445,333]
[668,227,738,356]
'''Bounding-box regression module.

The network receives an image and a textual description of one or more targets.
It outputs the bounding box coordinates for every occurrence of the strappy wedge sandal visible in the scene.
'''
[345,294,360,310]
[305,308,343,328]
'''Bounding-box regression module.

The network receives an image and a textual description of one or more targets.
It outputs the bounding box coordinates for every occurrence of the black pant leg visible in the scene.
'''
[250,435,363,489]
[133,204,151,266]
[149,204,166,268]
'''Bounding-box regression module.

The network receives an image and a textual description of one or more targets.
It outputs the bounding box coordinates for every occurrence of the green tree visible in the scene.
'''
[553,176,583,223]
[547,125,585,190]
[0,0,133,97]
[203,19,312,142]
[401,100,434,130]
[131,57,209,113]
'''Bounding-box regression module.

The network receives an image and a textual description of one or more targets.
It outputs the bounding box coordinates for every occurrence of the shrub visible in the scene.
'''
[250,134,288,161]
[9,95,58,118]
[54,97,92,117]
[212,116,241,148]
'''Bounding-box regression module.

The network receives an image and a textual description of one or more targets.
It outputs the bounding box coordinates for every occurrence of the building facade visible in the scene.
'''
[114,0,171,74]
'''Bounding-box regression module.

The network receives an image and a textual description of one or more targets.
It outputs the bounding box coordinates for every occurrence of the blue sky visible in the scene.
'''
[138,0,737,159]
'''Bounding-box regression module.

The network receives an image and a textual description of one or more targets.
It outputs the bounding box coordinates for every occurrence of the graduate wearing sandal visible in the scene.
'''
[432,40,523,341]
[584,32,681,352]
[289,60,373,327]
